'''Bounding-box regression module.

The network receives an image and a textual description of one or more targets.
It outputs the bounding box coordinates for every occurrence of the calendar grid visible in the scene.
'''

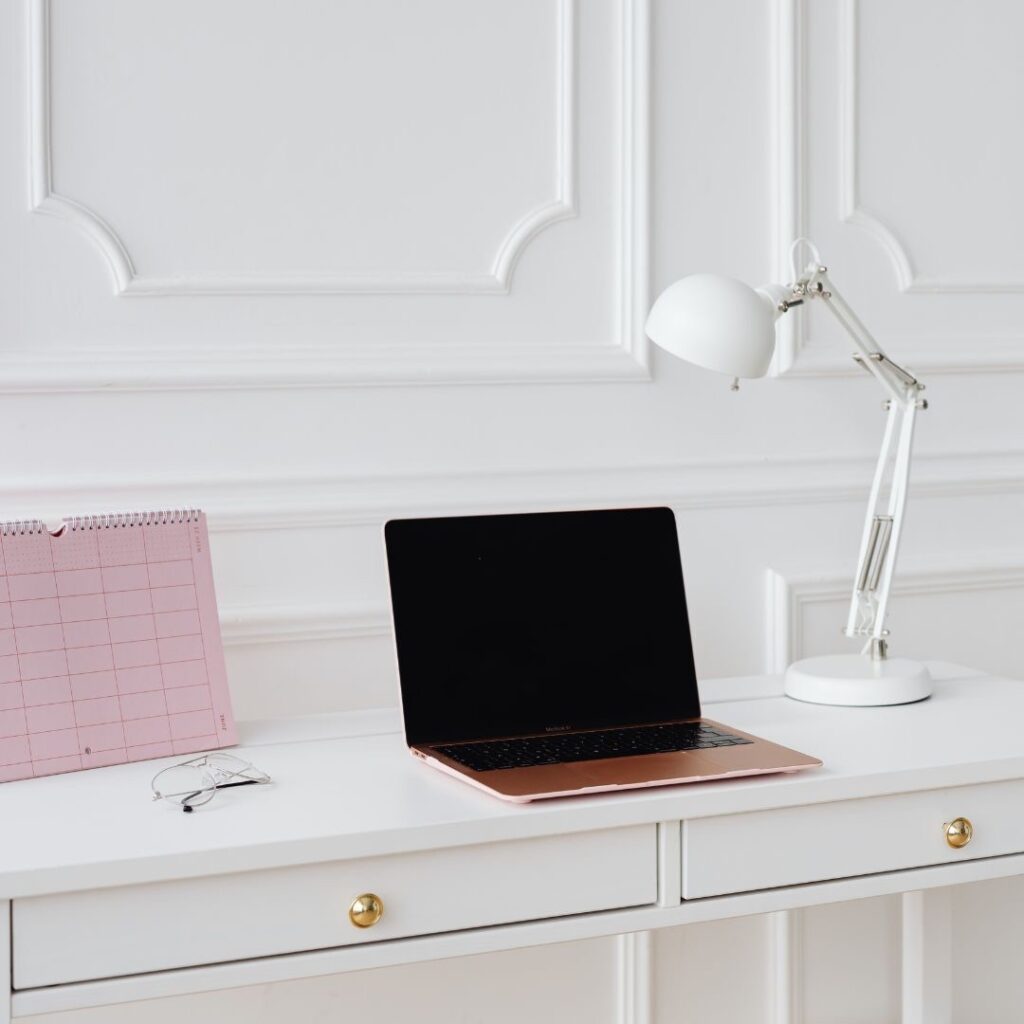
[0,511,235,782]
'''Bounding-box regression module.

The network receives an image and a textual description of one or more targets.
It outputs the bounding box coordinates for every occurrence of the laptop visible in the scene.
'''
[384,506,821,802]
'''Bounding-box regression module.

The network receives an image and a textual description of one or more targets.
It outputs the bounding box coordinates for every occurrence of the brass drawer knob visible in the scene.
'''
[944,817,973,849]
[349,893,384,928]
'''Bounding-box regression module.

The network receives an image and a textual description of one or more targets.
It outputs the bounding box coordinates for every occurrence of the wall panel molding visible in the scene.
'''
[29,0,577,298]
[769,0,804,376]
[766,558,1024,672]
[776,337,1024,379]
[836,0,916,296]
[772,0,1024,377]
[6,448,1024,536]
[220,604,389,648]
[21,0,650,391]
[616,0,650,377]
[225,539,1024,693]
[0,343,650,394]
[27,0,137,291]
[840,0,1024,296]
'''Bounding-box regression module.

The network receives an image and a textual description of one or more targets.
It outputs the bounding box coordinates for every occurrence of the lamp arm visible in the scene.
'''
[782,267,922,403]
[784,263,927,657]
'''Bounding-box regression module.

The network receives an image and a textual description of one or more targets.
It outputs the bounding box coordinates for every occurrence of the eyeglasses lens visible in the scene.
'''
[155,764,217,811]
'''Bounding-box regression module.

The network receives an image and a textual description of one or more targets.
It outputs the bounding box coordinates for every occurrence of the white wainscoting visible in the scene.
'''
[15,0,650,389]
[772,0,1024,377]
[766,558,1024,680]
[30,0,581,298]
[4,0,1024,1020]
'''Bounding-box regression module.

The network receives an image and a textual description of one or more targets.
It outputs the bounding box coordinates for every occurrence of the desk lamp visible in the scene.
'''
[645,240,931,706]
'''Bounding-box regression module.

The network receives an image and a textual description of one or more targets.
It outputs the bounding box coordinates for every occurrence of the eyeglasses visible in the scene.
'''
[151,752,272,813]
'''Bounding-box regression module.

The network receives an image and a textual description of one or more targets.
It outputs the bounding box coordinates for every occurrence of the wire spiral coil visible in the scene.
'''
[0,520,46,537]
[67,510,201,531]
[0,510,201,536]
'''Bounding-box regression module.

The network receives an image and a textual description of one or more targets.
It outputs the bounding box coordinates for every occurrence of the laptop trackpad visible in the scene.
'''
[569,750,734,787]
[698,741,786,773]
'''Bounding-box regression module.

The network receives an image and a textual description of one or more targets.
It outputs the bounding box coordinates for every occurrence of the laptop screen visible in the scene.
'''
[385,506,702,746]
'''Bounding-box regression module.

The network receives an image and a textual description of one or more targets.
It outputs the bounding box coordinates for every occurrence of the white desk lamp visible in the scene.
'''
[646,240,931,707]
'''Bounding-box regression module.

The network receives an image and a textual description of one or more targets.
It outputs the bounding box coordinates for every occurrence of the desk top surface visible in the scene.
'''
[2,662,1022,898]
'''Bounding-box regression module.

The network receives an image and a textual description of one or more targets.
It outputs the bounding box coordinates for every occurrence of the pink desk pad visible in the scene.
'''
[0,510,236,782]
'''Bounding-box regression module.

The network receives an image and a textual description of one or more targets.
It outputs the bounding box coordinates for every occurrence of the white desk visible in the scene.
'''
[3,662,1023,1021]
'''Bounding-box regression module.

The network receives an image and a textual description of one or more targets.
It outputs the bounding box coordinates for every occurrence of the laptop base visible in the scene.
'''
[413,718,821,803]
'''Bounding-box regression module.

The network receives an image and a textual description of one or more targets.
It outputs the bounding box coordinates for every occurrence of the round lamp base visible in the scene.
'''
[784,654,932,707]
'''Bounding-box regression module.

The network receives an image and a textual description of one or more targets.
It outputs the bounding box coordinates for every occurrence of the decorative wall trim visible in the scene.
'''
[765,557,1024,672]
[28,0,136,291]
[28,0,576,297]
[239,708,402,746]
[773,0,1024,377]
[840,0,1024,296]
[769,0,803,376]
[220,604,390,647]
[217,600,790,702]
[0,343,650,394]
[7,451,1024,659]
[21,0,649,390]
[837,0,915,295]
[616,931,652,1024]
[6,448,1024,536]
[774,338,1024,380]
[617,0,650,374]
[488,0,577,295]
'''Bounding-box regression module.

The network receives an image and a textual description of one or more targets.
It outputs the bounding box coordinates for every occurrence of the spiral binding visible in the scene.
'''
[66,510,201,531]
[0,520,46,537]
[0,510,201,536]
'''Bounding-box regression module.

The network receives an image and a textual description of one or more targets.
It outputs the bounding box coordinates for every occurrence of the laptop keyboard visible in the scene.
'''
[434,722,752,772]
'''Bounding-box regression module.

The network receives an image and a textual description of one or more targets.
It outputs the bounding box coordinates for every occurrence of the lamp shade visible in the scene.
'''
[644,274,780,379]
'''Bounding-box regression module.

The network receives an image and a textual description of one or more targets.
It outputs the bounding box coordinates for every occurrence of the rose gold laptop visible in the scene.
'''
[384,507,820,802]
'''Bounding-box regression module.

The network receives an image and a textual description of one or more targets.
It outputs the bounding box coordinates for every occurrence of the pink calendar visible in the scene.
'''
[0,510,236,782]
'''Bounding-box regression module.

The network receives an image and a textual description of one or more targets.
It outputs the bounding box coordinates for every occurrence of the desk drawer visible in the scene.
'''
[682,779,1024,899]
[14,825,654,988]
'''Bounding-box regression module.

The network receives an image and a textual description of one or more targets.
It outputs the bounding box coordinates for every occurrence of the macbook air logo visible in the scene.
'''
[545,725,572,733]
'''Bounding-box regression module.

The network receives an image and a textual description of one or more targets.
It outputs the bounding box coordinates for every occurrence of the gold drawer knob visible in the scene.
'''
[349,893,384,928]
[944,817,973,849]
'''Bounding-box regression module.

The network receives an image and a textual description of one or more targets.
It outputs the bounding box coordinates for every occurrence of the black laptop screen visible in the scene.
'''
[385,507,702,746]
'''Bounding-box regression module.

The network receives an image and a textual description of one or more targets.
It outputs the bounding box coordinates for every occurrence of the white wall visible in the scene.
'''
[5,0,1024,1021]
